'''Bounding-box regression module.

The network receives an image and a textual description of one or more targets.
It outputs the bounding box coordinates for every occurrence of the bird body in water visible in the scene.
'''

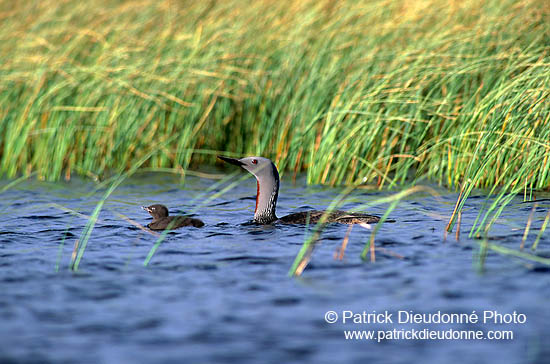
[217,156,386,225]
[141,204,204,230]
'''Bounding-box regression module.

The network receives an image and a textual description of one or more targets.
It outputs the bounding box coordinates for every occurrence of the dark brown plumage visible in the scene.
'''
[278,210,382,225]
[142,204,204,230]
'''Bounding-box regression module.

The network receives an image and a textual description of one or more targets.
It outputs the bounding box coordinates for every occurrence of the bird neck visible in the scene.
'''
[152,215,167,222]
[253,165,279,224]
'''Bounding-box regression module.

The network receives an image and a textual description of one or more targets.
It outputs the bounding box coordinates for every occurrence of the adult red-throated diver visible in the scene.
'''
[141,204,204,229]
[217,156,383,225]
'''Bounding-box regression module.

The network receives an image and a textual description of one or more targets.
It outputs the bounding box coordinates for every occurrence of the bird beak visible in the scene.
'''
[141,206,150,212]
[217,155,245,167]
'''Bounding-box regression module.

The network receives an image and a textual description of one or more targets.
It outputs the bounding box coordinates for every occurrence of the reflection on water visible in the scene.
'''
[0,173,549,363]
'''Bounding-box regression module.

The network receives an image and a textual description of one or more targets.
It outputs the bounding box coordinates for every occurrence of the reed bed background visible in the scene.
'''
[1,0,549,193]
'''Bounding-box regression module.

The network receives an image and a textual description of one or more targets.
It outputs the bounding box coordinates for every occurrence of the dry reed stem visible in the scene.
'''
[114,212,159,236]
[294,246,315,277]
[334,224,353,261]
[376,247,404,260]
[520,203,537,250]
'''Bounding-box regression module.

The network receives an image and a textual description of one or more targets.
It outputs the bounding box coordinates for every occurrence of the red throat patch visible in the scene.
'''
[255,181,259,213]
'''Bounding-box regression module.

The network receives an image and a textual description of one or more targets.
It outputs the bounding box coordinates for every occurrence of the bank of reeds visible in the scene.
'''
[1,0,549,194]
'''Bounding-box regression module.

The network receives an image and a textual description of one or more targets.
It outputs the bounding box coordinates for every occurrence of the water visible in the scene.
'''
[1,173,550,363]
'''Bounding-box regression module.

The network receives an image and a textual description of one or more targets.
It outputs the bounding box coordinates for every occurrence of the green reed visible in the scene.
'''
[1,0,548,191]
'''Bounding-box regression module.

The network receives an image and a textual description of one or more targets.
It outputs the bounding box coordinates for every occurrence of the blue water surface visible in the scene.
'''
[1,172,549,364]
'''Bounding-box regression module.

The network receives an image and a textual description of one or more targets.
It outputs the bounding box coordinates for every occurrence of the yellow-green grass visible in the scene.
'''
[1,0,549,196]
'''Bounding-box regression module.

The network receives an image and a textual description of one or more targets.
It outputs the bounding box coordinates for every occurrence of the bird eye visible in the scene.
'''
[252,159,258,164]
